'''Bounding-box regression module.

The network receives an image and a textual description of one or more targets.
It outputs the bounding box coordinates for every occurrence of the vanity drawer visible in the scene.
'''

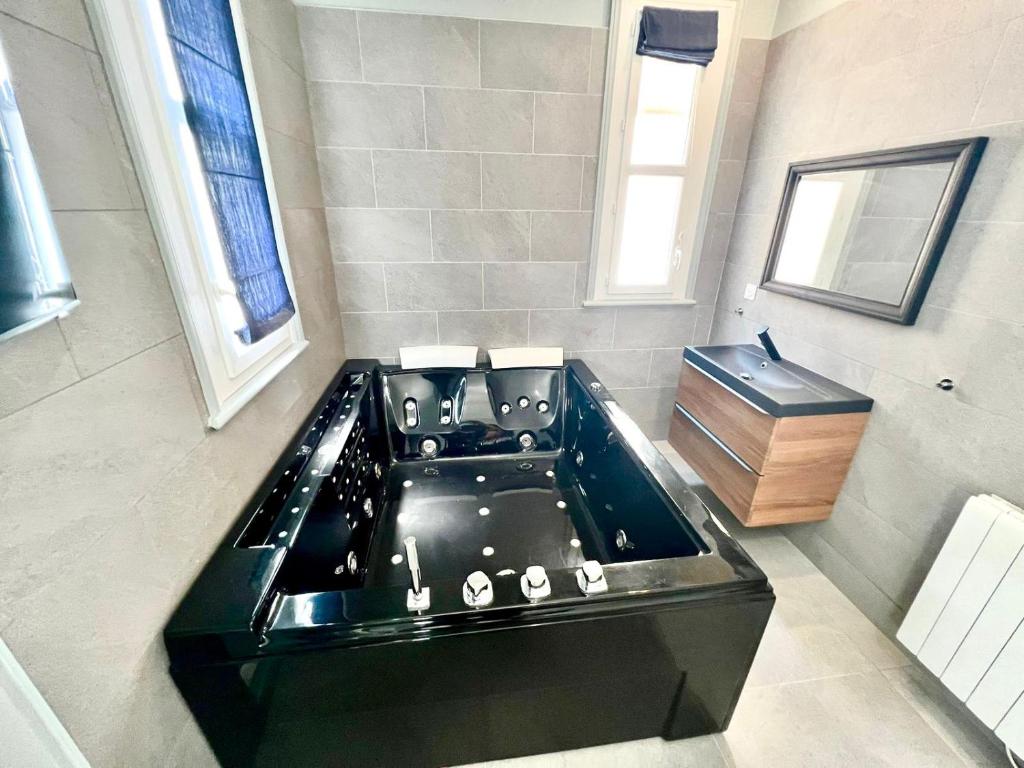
[668,403,855,526]
[668,404,758,519]
[675,361,776,472]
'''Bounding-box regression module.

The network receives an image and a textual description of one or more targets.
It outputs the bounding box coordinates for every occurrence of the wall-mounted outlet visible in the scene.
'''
[743,283,758,301]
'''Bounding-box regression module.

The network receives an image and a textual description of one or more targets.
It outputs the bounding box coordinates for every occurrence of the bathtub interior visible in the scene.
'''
[243,364,707,600]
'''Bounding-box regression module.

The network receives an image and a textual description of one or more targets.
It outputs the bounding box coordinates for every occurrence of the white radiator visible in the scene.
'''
[897,494,1024,753]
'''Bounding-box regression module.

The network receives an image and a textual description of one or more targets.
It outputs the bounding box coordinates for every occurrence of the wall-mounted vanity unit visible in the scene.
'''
[668,345,873,526]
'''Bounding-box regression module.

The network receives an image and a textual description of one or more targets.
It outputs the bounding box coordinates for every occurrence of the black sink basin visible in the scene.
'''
[683,344,873,418]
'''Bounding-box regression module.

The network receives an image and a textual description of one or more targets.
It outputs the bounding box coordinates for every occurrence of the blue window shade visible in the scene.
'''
[636,7,719,67]
[161,0,294,344]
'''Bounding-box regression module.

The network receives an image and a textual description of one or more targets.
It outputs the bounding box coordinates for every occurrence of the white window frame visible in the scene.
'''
[586,0,741,307]
[86,0,308,429]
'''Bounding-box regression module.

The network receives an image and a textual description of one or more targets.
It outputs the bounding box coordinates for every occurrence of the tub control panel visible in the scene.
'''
[411,561,611,613]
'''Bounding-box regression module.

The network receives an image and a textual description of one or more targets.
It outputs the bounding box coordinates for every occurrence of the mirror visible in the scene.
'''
[0,39,77,343]
[761,139,987,324]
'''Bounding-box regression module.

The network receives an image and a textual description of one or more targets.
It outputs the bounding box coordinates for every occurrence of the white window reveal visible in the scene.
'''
[587,0,739,306]
[87,0,307,428]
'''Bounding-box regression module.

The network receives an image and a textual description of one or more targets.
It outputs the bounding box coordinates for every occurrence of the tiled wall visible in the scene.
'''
[710,0,1024,634]
[0,0,343,763]
[297,6,768,438]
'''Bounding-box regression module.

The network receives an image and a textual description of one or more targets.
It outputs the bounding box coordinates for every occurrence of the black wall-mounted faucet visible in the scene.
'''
[756,326,782,361]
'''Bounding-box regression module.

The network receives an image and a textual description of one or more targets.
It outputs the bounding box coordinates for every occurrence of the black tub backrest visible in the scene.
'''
[380,367,564,460]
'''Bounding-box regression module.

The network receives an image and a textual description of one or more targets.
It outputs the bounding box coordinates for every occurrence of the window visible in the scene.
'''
[587,0,738,306]
[87,0,306,428]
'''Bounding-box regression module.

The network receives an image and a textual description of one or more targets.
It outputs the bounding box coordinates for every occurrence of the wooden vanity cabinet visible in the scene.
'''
[668,361,869,526]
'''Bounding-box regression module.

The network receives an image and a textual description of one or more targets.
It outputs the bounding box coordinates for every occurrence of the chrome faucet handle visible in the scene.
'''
[404,536,430,611]
[576,560,608,595]
[520,565,551,600]
[463,570,493,607]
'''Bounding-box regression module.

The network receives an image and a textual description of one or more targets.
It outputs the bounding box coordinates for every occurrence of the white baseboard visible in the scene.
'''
[0,638,91,768]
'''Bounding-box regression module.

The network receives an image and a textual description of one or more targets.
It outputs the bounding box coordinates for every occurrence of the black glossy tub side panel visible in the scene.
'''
[164,359,380,664]
[169,590,774,768]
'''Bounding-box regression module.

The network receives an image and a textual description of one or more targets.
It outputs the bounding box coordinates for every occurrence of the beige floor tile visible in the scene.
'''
[883,665,1007,767]
[717,671,966,767]
[561,735,727,767]
[747,588,879,687]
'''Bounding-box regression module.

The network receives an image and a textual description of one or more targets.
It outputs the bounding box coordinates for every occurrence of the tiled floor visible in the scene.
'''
[461,443,1008,768]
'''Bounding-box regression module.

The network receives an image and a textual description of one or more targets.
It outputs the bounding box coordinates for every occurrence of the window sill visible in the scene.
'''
[206,338,308,429]
[581,298,697,308]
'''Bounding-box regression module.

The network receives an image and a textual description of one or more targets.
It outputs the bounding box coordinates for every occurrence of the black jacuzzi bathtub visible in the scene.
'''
[166,359,774,767]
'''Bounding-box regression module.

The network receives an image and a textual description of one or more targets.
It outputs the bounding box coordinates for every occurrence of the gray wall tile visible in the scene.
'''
[694,305,715,344]
[531,212,593,261]
[309,82,424,148]
[267,131,324,207]
[281,208,332,278]
[1,18,139,210]
[575,350,651,388]
[425,87,533,152]
[358,12,479,86]
[374,150,481,208]
[431,210,529,262]
[588,28,608,95]
[250,36,315,145]
[296,6,361,81]
[649,348,684,388]
[483,262,575,309]
[0,322,80,420]
[317,148,375,207]
[692,213,734,305]
[958,122,1024,222]
[608,386,677,440]
[480,21,590,92]
[438,310,529,352]
[243,0,306,74]
[334,263,387,312]
[614,306,699,350]
[581,156,598,210]
[295,263,342,342]
[0,338,206,558]
[731,38,769,104]
[341,311,437,357]
[384,263,482,310]
[926,221,1024,325]
[326,208,431,262]
[529,308,615,349]
[843,437,971,557]
[482,154,582,210]
[54,212,182,377]
[0,0,94,50]
[721,99,758,163]
[534,93,602,155]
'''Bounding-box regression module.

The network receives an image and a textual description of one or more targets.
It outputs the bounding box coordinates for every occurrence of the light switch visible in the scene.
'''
[743,283,758,301]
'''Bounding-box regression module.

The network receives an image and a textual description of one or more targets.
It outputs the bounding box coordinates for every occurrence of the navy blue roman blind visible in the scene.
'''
[636,7,719,67]
[160,0,294,344]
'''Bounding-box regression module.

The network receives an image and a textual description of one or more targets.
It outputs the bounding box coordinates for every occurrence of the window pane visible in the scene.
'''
[630,57,698,166]
[615,175,683,287]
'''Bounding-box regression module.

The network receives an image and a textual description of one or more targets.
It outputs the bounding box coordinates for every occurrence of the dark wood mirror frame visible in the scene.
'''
[760,137,987,325]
